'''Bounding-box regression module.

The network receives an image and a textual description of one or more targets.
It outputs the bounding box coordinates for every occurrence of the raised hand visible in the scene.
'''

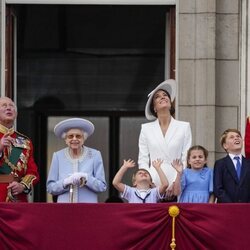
[0,133,14,152]
[112,159,136,193]
[122,159,136,169]
[171,159,183,174]
[152,159,163,170]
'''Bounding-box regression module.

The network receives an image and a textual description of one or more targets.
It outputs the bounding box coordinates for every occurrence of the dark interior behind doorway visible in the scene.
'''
[14,4,172,201]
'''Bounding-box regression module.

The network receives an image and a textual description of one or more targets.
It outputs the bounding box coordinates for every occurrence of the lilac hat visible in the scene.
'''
[145,79,176,120]
[54,118,95,138]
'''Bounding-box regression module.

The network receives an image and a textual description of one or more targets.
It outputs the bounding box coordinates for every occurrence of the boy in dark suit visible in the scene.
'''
[214,128,250,202]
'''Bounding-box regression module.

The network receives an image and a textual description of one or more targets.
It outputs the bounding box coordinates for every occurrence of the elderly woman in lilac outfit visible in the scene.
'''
[47,118,107,203]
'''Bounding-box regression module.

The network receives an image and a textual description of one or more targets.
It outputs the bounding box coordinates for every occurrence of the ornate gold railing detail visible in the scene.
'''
[168,205,180,250]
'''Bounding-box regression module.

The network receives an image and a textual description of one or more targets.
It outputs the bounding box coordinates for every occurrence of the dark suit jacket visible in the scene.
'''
[214,155,250,202]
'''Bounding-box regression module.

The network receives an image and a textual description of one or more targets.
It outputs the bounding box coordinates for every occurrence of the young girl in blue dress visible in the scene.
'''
[172,145,214,203]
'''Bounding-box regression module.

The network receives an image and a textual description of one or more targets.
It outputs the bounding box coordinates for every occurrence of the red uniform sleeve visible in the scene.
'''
[21,140,40,187]
[245,117,250,158]
[0,133,4,165]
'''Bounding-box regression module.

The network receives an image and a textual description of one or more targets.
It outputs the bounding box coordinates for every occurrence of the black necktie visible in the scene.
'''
[134,191,151,203]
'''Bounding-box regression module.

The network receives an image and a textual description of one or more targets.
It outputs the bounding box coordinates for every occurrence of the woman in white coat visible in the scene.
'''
[138,79,192,201]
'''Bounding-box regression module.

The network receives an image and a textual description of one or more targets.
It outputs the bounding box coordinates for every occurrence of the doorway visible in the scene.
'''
[5,4,175,201]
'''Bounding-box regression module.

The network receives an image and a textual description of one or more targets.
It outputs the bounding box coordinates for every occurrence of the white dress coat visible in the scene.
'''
[138,117,192,187]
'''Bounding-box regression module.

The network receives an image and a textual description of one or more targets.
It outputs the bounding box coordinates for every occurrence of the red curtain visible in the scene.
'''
[0,203,249,250]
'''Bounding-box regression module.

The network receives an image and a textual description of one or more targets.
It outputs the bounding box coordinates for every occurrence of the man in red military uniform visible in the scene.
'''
[0,97,39,202]
[245,117,250,159]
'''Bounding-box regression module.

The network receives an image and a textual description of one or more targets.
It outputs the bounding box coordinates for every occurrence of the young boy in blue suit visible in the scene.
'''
[214,129,250,202]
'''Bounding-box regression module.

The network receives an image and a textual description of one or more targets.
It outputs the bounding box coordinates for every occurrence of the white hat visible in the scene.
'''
[145,79,176,120]
[54,118,95,138]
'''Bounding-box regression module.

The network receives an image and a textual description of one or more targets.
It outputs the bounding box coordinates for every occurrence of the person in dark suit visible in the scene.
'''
[214,128,250,203]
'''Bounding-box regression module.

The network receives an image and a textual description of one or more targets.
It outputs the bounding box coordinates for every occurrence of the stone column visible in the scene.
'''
[215,0,239,159]
[177,0,216,164]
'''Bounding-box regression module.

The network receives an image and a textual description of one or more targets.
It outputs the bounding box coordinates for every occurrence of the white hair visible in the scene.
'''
[0,96,18,112]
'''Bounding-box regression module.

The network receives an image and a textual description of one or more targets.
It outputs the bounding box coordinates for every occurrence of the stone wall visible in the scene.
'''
[178,0,240,165]
[178,0,217,165]
[215,0,240,159]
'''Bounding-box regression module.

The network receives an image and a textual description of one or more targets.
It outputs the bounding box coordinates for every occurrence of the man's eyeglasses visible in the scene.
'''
[66,134,83,139]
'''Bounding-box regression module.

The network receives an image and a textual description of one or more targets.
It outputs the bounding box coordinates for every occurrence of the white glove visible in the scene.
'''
[71,172,88,186]
[63,175,74,188]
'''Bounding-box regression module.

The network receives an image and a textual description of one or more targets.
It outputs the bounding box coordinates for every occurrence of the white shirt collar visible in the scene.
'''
[229,153,242,161]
